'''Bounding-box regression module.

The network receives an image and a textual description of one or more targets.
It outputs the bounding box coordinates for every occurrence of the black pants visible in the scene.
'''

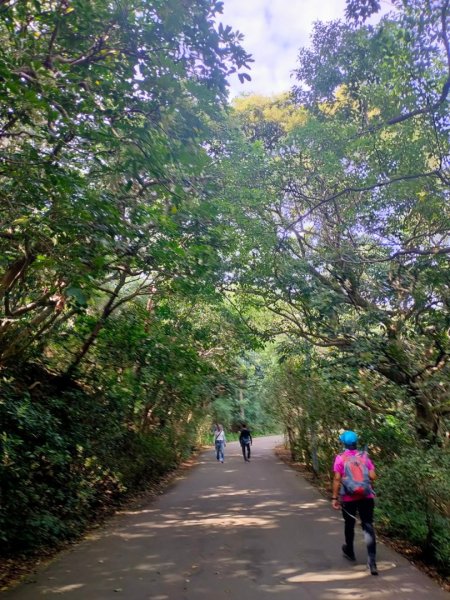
[241,442,251,460]
[341,498,376,560]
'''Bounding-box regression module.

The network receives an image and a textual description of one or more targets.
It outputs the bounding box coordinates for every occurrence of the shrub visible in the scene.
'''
[0,374,185,555]
[376,446,450,575]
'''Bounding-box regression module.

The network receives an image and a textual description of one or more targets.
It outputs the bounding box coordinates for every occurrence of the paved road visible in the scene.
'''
[3,436,448,599]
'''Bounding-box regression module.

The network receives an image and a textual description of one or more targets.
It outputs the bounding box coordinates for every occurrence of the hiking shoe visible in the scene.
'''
[368,559,378,575]
[342,545,356,561]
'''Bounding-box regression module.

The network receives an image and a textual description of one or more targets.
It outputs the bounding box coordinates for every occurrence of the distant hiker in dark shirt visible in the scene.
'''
[332,430,378,575]
[239,424,252,462]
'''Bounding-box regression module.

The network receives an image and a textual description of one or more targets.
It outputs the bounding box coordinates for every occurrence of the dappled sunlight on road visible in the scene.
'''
[120,514,277,529]
[3,438,448,599]
[287,568,373,582]
[46,584,86,594]
[107,483,330,541]
[199,489,253,499]
[117,508,159,516]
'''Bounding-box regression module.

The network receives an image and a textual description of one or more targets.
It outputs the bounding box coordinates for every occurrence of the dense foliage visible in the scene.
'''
[0,0,252,369]
[0,0,258,556]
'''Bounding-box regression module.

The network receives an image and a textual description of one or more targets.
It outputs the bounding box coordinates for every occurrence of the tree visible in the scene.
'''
[0,0,252,367]
[220,5,449,443]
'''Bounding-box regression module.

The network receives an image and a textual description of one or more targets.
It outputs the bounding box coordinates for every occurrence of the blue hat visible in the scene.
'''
[339,430,358,445]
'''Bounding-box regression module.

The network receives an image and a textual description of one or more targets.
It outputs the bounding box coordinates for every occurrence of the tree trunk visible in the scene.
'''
[377,362,440,443]
[239,388,245,421]
[65,274,127,376]
[0,305,55,364]
[0,255,35,301]
[410,385,440,445]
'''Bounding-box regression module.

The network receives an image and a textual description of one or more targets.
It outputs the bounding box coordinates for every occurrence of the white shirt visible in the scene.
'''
[214,430,225,442]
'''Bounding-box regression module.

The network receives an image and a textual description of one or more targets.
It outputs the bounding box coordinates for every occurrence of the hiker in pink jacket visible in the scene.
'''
[331,430,378,575]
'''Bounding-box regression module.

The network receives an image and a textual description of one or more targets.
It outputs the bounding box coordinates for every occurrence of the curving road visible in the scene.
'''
[2,436,448,599]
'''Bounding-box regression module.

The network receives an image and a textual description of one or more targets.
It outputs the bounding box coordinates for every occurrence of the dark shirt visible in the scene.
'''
[239,428,252,445]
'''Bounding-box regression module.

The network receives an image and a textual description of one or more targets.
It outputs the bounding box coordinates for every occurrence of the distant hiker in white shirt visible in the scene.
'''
[214,424,226,463]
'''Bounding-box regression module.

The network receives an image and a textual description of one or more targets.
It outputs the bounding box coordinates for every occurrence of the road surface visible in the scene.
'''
[3,435,448,599]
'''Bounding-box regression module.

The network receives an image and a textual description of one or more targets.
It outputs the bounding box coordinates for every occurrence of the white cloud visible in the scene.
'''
[219,0,393,98]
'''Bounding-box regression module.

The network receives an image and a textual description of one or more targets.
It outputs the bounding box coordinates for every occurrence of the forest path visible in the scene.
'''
[3,435,448,599]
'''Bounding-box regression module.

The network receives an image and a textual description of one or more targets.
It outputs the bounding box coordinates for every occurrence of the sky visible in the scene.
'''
[220,0,393,98]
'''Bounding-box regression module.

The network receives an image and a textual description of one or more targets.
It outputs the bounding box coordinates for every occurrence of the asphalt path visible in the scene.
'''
[3,435,449,599]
